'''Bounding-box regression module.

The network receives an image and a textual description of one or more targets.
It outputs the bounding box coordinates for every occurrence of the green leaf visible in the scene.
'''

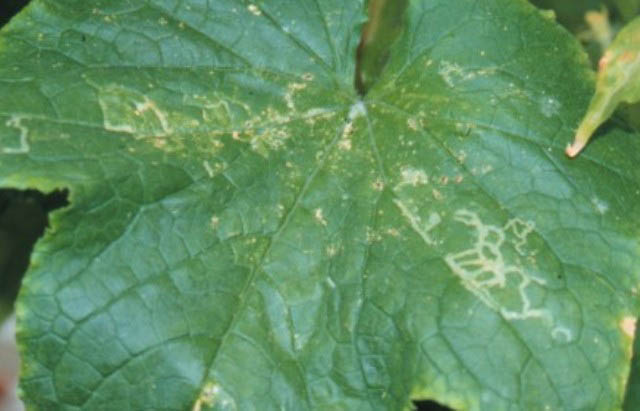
[2,0,640,409]
[566,15,640,157]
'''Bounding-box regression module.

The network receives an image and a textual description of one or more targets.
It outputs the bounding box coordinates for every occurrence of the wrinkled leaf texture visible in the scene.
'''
[1,0,640,409]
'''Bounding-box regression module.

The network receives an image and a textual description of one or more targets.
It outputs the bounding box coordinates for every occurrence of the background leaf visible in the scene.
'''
[566,16,640,157]
[529,0,638,65]
[1,0,639,409]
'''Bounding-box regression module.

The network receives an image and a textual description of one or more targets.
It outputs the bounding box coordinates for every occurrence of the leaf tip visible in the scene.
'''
[565,121,598,158]
[565,139,587,158]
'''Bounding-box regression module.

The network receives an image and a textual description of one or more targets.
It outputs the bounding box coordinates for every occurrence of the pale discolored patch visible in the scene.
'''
[3,116,30,154]
[348,100,367,120]
[97,85,172,139]
[591,196,609,215]
[371,179,385,191]
[397,166,428,188]
[284,82,306,110]
[551,326,573,343]
[539,95,561,118]
[407,117,419,131]
[210,215,220,230]
[314,208,328,226]
[437,60,497,88]
[192,381,236,411]
[247,4,261,16]
[621,316,637,338]
[392,199,441,245]
[445,209,548,321]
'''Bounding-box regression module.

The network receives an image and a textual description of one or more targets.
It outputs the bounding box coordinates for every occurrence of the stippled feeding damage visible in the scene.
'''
[192,380,236,411]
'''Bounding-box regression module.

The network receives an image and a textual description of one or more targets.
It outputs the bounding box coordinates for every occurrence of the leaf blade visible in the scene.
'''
[1,1,639,410]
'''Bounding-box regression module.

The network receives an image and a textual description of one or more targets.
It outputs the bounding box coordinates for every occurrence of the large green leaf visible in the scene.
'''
[2,0,640,409]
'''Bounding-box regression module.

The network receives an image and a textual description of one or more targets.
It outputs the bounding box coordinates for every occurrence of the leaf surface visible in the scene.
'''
[1,0,640,410]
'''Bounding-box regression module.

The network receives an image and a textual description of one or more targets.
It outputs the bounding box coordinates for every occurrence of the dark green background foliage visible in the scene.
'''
[0,0,30,26]
[0,189,67,317]
[1,1,640,410]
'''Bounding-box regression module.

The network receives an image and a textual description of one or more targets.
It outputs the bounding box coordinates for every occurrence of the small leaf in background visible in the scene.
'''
[566,16,640,157]
[581,7,615,50]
